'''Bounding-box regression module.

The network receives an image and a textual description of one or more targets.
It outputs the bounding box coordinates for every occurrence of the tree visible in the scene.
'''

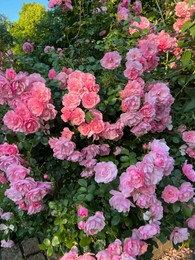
[10,2,46,53]
[0,14,13,52]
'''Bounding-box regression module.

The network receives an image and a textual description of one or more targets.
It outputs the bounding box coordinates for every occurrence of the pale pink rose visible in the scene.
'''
[113,146,123,156]
[129,16,151,34]
[139,104,155,121]
[70,108,85,125]
[132,1,142,16]
[96,249,112,260]
[3,110,23,132]
[80,168,94,178]
[186,215,195,230]
[82,92,100,109]
[81,144,99,159]
[41,103,57,121]
[108,239,122,255]
[6,164,30,183]
[186,147,195,159]
[140,40,158,58]
[94,162,118,183]
[182,161,195,182]
[131,122,151,137]
[90,120,104,134]
[27,98,44,116]
[122,95,140,112]
[0,155,21,172]
[1,240,14,248]
[175,2,192,18]
[22,42,34,53]
[27,201,44,215]
[5,68,17,80]
[170,227,190,244]
[84,211,105,236]
[25,187,49,202]
[178,182,194,202]
[15,102,31,119]
[117,7,129,21]
[100,51,122,70]
[124,237,148,257]
[13,178,37,195]
[31,82,51,103]
[173,18,190,32]
[149,199,163,221]
[80,158,97,168]
[4,187,23,202]
[23,117,40,134]
[60,246,78,260]
[126,48,142,61]
[124,61,143,80]
[137,223,160,240]
[78,221,85,230]
[77,205,88,218]
[61,127,74,139]
[120,112,143,127]
[121,253,136,260]
[161,185,179,203]
[28,73,45,85]
[109,190,133,213]
[1,212,13,220]
[62,93,81,110]
[54,72,67,89]
[182,131,195,147]
[10,74,29,96]
[52,137,76,160]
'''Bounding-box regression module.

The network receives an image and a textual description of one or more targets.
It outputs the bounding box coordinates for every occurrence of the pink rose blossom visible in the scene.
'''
[70,108,85,126]
[132,1,142,16]
[84,211,105,236]
[161,185,179,203]
[77,205,88,218]
[94,162,118,183]
[109,190,133,213]
[22,42,34,53]
[182,161,195,182]
[1,240,14,248]
[100,51,122,70]
[78,221,85,230]
[178,182,194,202]
[137,223,160,240]
[186,215,195,230]
[170,227,190,244]
[82,92,100,109]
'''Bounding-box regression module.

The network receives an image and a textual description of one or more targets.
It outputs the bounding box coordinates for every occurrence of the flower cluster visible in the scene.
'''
[120,79,174,136]
[117,0,130,21]
[0,143,52,215]
[48,0,73,11]
[110,139,174,218]
[49,130,119,183]
[1,69,57,134]
[0,208,14,248]
[182,130,195,159]
[173,1,195,32]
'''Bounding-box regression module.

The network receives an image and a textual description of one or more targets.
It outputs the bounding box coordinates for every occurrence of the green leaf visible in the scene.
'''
[158,233,167,244]
[182,205,192,217]
[111,215,120,226]
[172,204,180,213]
[85,111,93,122]
[47,246,53,257]
[43,238,51,246]
[120,156,129,162]
[78,179,87,187]
[184,99,195,112]
[80,236,91,247]
[52,236,60,246]
[181,20,192,32]
[39,244,47,250]
[190,25,195,38]
[85,194,94,201]
[181,51,191,67]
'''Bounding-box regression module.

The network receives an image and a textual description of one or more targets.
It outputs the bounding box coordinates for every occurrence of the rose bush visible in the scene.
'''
[0,0,195,259]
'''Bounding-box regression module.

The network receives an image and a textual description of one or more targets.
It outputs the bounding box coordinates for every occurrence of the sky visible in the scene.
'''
[0,0,48,22]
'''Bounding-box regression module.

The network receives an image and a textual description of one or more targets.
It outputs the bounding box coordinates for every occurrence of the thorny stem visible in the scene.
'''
[155,0,166,27]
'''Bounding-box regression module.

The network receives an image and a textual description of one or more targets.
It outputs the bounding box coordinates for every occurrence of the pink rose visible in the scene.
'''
[3,111,23,132]
[161,185,179,203]
[22,42,34,53]
[124,61,143,80]
[62,93,81,110]
[61,127,74,139]
[94,162,118,183]
[124,237,147,257]
[23,117,40,134]
[70,108,85,125]
[78,253,96,260]
[186,215,195,230]
[100,51,122,70]
[5,68,17,80]
[78,221,85,230]
[170,227,190,244]
[90,120,104,134]
[1,240,14,248]
[48,69,56,79]
[182,161,195,182]
[137,223,160,240]
[27,98,44,116]
[84,211,105,236]
[77,205,88,218]
[82,92,100,109]
[6,164,30,183]
[109,190,133,213]
[178,182,194,202]
[96,249,112,260]
[108,239,122,255]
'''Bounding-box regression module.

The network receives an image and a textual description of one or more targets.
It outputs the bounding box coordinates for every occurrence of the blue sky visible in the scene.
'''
[0,0,48,22]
